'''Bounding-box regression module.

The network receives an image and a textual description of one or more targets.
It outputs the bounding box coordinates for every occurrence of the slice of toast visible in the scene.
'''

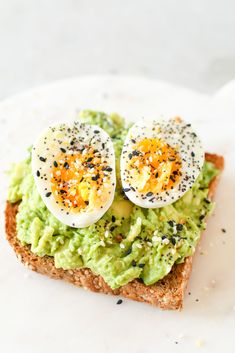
[5,153,224,310]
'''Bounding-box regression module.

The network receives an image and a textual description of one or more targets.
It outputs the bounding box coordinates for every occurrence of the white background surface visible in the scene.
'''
[0,76,235,353]
[0,0,235,100]
[1,1,235,351]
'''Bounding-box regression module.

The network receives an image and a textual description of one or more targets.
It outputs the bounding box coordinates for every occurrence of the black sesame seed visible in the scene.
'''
[92,174,100,181]
[36,170,40,177]
[155,172,159,178]
[199,215,205,221]
[131,260,137,267]
[221,228,226,233]
[60,190,67,194]
[53,161,58,167]
[63,162,69,169]
[125,247,132,256]
[86,157,93,163]
[146,192,153,197]
[110,226,115,232]
[39,156,46,162]
[132,150,140,156]
[176,223,183,231]
[116,299,123,305]
[170,237,176,245]
[168,220,174,227]
[138,263,145,268]
[123,188,131,193]
[128,153,133,159]
[103,166,112,172]
[85,201,89,205]
[60,148,66,153]
[94,130,100,134]
[112,215,116,222]
[45,192,52,197]
[87,163,95,168]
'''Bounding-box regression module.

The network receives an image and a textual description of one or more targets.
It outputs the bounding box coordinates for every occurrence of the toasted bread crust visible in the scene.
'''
[4,153,224,309]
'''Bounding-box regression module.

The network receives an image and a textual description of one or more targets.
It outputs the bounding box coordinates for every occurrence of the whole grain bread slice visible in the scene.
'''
[5,153,224,309]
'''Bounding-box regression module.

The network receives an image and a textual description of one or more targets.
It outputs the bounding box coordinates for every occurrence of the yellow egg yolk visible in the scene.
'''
[51,147,112,212]
[127,138,182,194]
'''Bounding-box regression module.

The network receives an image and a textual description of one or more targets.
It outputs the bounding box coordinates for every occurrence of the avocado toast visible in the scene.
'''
[5,111,224,309]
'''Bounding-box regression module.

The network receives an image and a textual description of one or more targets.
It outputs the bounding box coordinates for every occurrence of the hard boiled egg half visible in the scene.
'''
[121,117,204,208]
[32,122,116,228]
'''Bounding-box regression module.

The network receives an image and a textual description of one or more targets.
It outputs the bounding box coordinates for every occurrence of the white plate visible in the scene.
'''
[0,75,235,353]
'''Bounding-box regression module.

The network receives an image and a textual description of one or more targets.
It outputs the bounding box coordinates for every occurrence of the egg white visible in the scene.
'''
[121,118,204,208]
[32,122,116,228]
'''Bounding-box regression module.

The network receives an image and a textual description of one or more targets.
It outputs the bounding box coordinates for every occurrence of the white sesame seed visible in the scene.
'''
[147,241,152,247]
[162,238,170,245]
[104,230,109,238]
[77,248,82,255]
[136,243,142,249]
[152,235,161,242]
[100,240,105,247]
[120,243,125,249]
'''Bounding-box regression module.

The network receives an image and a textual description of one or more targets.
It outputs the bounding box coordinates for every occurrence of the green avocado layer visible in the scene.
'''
[7,111,219,289]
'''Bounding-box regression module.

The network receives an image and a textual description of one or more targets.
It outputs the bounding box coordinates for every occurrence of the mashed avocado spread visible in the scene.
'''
[7,111,219,289]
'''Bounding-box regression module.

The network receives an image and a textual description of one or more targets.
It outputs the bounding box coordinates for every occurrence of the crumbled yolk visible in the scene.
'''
[51,147,112,212]
[127,138,182,194]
